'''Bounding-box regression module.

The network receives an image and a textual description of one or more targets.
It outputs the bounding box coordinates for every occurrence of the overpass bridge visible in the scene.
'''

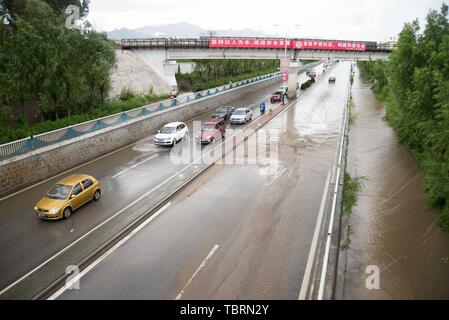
[115,37,392,92]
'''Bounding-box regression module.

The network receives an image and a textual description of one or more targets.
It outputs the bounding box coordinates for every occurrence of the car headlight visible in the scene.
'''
[34,206,38,211]
[49,208,59,214]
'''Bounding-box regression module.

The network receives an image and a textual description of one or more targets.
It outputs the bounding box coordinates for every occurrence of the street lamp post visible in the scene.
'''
[274,24,300,95]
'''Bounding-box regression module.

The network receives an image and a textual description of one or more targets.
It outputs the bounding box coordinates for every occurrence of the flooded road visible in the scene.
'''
[343,65,449,299]
[56,62,351,300]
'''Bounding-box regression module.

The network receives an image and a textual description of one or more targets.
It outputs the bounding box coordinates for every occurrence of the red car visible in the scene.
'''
[270,90,284,103]
[195,119,226,144]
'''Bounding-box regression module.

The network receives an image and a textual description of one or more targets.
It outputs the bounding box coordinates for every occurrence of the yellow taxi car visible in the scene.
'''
[34,174,101,220]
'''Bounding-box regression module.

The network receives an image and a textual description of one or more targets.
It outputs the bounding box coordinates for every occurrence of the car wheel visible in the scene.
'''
[93,189,101,201]
[172,139,177,147]
[62,207,72,219]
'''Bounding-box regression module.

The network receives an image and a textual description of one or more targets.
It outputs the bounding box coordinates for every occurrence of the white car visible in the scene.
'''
[230,107,252,124]
[154,122,188,146]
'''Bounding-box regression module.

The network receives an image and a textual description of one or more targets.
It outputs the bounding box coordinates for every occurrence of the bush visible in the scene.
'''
[119,88,136,101]
[300,79,315,90]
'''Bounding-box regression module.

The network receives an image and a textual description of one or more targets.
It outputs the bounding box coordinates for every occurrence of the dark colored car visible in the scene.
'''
[211,106,235,120]
[195,118,226,144]
[270,90,284,103]
[328,76,336,83]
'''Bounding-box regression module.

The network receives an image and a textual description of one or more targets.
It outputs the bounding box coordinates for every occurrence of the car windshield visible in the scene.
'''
[215,108,227,113]
[234,109,246,115]
[47,184,72,200]
[201,124,215,131]
[160,126,176,134]
[273,91,282,95]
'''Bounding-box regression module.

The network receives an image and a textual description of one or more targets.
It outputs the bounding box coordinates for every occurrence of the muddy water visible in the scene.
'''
[343,65,449,299]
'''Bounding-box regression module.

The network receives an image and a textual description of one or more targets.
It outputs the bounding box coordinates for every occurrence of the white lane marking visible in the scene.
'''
[298,171,331,300]
[111,154,158,179]
[175,244,220,300]
[48,202,172,300]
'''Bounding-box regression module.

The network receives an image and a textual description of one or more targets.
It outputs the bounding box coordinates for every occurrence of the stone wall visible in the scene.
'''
[109,50,172,98]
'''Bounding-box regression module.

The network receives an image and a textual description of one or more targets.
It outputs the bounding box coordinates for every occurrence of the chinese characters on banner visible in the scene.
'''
[209,38,367,51]
[209,38,291,49]
[291,40,366,51]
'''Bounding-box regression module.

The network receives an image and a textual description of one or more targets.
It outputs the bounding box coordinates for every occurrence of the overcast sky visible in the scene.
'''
[88,0,444,41]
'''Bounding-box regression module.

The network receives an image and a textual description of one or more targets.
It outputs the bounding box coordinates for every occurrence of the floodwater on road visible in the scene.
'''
[343,65,449,299]
[57,63,350,300]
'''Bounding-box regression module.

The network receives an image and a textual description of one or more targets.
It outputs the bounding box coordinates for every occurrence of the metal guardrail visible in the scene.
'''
[117,38,210,49]
[117,37,390,52]
[0,72,281,161]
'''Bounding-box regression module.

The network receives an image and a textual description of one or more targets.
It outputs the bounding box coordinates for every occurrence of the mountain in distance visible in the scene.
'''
[107,22,272,39]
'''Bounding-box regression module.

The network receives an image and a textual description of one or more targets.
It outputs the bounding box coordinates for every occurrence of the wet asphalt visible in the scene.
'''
[55,62,351,299]
[0,64,324,293]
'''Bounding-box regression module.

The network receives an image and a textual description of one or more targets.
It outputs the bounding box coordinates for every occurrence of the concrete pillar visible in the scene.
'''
[163,60,178,89]
[287,61,303,98]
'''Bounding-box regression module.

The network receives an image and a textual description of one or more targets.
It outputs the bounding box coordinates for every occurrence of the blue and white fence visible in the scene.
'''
[0,72,281,161]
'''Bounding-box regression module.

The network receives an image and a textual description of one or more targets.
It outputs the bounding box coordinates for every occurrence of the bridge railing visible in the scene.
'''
[118,38,210,48]
[117,37,389,52]
[0,71,281,161]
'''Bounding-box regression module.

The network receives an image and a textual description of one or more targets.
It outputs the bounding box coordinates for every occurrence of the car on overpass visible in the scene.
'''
[195,118,226,144]
[34,174,101,220]
[154,122,188,147]
[329,76,336,83]
[230,107,253,124]
[211,106,235,120]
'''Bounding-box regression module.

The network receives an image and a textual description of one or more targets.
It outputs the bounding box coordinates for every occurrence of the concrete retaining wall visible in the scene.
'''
[0,76,280,198]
